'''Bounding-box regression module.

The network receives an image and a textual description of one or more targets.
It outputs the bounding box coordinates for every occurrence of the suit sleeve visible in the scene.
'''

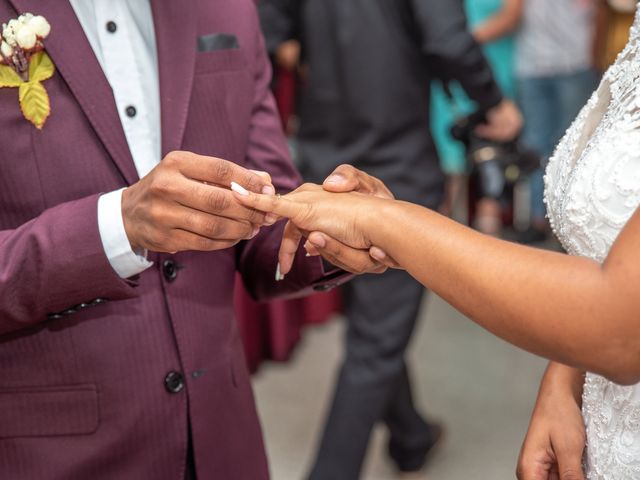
[236,3,350,301]
[411,0,503,110]
[0,194,138,335]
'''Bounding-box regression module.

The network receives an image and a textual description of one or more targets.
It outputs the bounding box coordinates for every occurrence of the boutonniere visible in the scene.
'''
[0,13,53,129]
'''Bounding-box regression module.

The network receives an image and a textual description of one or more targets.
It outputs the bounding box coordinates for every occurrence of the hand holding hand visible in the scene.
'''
[309,165,400,272]
[122,151,275,253]
[231,181,389,275]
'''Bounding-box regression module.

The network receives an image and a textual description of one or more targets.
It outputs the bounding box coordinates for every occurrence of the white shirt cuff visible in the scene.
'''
[98,188,153,279]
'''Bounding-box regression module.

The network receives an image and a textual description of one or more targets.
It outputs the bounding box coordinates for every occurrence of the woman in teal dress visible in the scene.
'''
[432,0,523,232]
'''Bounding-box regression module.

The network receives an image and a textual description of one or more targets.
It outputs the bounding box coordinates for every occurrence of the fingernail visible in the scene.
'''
[265,213,278,225]
[309,234,326,249]
[275,262,286,281]
[262,185,276,196]
[325,174,346,184]
[250,227,260,239]
[231,182,249,196]
[370,247,386,261]
[305,253,311,257]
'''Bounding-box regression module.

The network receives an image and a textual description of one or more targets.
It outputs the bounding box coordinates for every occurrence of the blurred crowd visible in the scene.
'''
[261,0,636,241]
[254,1,638,479]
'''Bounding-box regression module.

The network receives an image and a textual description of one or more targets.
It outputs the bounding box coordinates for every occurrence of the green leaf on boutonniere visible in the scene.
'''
[0,51,55,129]
[0,64,22,87]
[19,80,50,130]
[19,52,55,129]
[29,51,55,83]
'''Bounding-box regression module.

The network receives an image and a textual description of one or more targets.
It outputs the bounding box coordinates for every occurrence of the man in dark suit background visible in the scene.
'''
[259,1,522,478]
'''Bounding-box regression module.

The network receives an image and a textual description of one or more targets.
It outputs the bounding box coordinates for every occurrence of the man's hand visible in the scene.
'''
[310,164,400,272]
[122,151,275,253]
[516,365,586,480]
[475,99,523,143]
[323,164,394,199]
[268,164,401,277]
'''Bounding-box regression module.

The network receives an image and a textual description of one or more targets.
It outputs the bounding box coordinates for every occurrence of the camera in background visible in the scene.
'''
[451,110,541,200]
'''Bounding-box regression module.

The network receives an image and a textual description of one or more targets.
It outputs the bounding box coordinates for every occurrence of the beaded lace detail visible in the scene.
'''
[544,6,640,479]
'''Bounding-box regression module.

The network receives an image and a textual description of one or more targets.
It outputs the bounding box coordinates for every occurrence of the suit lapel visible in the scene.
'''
[6,0,139,185]
[151,0,197,156]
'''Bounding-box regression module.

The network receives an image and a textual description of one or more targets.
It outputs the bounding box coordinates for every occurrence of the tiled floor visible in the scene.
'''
[252,293,548,480]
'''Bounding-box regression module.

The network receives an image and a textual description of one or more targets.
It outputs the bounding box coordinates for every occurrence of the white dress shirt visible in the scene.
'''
[70,0,160,278]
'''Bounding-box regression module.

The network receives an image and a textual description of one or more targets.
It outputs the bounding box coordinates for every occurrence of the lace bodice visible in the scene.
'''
[544,7,640,479]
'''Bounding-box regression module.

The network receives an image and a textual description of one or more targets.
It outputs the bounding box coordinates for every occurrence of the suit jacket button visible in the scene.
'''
[163,259,178,282]
[164,372,185,394]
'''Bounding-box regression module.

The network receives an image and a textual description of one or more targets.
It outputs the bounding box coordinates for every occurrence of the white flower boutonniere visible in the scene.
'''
[0,13,54,129]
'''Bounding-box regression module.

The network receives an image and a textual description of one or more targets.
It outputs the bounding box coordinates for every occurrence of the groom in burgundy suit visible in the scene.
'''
[0,1,387,478]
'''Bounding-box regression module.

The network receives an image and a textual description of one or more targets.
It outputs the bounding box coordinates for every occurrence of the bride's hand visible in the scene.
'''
[231,182,389,272]
[232,182,377,248]
[517,365,586,480]
[317,165,400,270]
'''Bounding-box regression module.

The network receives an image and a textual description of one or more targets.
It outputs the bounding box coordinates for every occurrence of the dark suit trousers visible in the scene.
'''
[308,269,430,480]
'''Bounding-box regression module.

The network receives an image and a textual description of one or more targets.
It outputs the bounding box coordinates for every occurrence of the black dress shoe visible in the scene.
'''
[388,423,444,473]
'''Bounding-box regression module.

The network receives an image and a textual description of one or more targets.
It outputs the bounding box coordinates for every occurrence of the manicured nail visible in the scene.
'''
[275,262,286,281]
[309,233,326,249]
[325,174,346,184]
[250,227,260,239]
[262,185,276,195]
[305,252,311,257]
[231,182,249,196]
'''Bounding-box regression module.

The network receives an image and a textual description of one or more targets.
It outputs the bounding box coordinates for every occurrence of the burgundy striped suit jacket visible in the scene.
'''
[0,1,342,478]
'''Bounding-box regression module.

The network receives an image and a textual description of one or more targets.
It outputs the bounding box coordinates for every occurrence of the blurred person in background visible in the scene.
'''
[516,0,598,244]
[259,1,521,478]
[260,0,302,135]
[432,0,523,234]
[594,0,638,71]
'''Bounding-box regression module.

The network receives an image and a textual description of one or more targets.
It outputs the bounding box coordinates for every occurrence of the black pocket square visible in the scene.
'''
[197,33,240,52]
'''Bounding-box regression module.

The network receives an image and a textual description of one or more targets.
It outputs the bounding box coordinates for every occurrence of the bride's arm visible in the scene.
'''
[231,185,640,384]
[361,199,640,384]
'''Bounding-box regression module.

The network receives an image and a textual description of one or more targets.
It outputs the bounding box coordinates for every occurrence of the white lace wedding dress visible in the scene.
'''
[544,7,640,479]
